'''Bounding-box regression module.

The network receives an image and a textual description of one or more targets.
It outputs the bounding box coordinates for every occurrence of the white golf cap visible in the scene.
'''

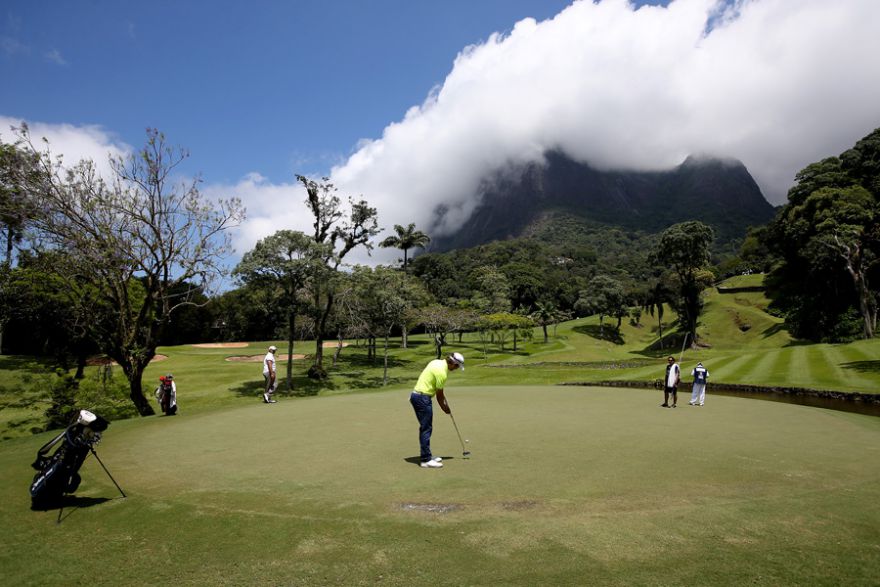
[268,345,277,352]
[450,352,465,370]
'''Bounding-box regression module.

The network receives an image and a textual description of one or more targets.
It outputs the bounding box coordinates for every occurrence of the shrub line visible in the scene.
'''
[559,380,880,404]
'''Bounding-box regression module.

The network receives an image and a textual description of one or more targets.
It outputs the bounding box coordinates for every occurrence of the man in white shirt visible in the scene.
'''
[263,345,278,403]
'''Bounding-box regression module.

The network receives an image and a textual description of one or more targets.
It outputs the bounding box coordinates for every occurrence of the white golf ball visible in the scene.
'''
[465,439,469,443]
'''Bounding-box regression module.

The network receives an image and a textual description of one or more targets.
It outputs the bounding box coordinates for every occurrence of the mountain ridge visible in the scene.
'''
[428,151,776,252]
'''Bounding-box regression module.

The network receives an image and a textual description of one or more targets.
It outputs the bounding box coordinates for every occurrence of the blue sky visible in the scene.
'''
[2,0,586,183]
[2,0,879,270]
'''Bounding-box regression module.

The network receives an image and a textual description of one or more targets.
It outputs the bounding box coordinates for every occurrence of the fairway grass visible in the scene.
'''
[2,387,879,586]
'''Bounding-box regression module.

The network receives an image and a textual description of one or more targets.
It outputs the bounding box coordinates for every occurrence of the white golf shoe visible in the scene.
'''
[420,459,443,468]
[431,456,443,462]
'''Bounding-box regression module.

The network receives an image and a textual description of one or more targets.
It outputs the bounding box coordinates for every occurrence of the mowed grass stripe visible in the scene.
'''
[711,353,759,384]
[784,345,813,388]
[804,345,843,390]
[827,344,877,393]
[741,348,782,386]
[767,348,794,386]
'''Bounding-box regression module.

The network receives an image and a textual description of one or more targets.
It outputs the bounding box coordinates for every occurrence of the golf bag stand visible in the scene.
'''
[29,410,125,511]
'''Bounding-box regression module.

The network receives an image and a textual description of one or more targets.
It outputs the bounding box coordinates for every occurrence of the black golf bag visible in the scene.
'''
[30,410,110,509]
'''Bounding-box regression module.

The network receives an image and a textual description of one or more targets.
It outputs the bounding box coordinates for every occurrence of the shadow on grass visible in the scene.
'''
[229,379,334,399]
[32,495,113,514]
[841,360,880,374]
[400,339,432,348]
[344,375,411,390]
[761,323,788,338]
[403,456,459,466]
[0,355,55,374]
[782,339,815,347]
[338,354,411,369]
[573,325,625,345]
[472,347,532,357]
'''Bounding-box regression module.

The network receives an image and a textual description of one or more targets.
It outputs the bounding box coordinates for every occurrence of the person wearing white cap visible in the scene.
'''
[409,352,465,468]
[262,345,278,403]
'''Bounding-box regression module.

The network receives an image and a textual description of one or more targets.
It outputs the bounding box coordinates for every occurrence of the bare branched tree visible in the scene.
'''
[19,126,244,414]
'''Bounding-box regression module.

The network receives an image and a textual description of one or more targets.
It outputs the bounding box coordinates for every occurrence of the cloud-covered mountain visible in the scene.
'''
[428,152,775,252]
[330,0,880,264]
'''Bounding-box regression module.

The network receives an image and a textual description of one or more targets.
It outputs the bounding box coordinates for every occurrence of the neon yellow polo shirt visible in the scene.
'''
[413,359,449,397]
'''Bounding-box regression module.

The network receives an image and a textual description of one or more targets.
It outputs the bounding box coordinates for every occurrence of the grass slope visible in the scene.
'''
[2,387,878,585]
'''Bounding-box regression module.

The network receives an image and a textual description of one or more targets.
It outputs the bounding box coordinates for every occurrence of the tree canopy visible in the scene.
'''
[763,128,880,341]
[379,223,430,273]
[655,221,714,345]
[18,126,244,414]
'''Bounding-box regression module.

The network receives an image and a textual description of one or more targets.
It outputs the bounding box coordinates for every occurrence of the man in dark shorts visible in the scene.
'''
[662,356,680,408]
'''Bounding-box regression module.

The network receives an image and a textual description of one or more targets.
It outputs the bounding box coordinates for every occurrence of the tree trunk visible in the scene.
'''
[657,313,664,349]
[125,364,155,416]
[74,351,87,379]
[513,330,518,351]
[333,332,344,367]
[435,333,444,359]
[382,333,389,385]
[314,291,335,369]
[285,310,295,392]
[848,267,875,339]
[5,225,13,266]
[542,324,548,343]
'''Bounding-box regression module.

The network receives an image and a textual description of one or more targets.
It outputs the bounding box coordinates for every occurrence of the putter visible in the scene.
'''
[449,413,471,458]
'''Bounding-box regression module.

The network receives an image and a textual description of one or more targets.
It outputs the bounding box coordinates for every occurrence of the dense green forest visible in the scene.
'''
[1,125,879,415]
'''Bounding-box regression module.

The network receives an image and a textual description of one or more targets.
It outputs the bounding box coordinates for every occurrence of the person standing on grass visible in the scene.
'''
[410,352,465,468]
[263,345,278,403]
[689,362,709,406]
[155,374,178,415]
[662,356,680,408]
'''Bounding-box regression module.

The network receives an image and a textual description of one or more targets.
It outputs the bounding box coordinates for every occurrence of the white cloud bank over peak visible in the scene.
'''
[330,0,880,248]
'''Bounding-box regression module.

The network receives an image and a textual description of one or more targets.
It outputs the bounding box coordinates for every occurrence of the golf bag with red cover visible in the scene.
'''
[30,410,110,510]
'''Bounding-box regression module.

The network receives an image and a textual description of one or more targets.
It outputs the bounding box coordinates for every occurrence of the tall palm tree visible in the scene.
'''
[643,280,669,350]
[379,223,430,273]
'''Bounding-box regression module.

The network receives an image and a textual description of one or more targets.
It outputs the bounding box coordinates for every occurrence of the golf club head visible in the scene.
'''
[462,451,471,459]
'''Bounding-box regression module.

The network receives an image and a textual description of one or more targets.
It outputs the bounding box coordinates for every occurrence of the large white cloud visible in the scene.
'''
[327,0,880,264]
[0,116,130,178]
[6,0,880,270]
[202,173,311,264]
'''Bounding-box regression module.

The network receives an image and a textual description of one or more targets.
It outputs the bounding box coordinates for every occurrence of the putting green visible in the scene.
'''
[2,386,878,585]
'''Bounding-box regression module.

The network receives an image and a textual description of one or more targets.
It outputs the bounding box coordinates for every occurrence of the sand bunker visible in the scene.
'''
[323,341,349,348]
[225,354,307,362]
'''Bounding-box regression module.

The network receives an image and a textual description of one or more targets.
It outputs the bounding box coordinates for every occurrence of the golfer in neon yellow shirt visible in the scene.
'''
[410,352,465,468]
